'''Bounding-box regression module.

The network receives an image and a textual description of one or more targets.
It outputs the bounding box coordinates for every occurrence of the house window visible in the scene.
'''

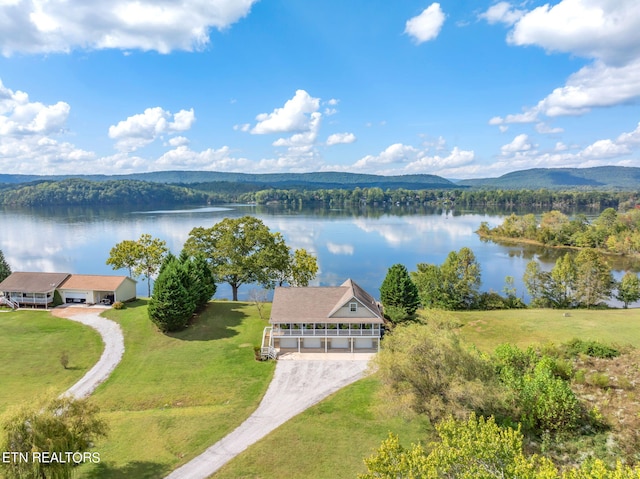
[349,302,357,312]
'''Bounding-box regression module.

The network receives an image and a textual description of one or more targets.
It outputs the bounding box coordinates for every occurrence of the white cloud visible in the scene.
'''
[501,134,534,155]
[509,0,640,65]
[326,132,356,146]
[251,90,320,134]
[479,2,524,26]
[167,136,189,147]
[154,145,251,170]
[108,107,196,152]
[233,123,250,132]
[488,0,640,123]
[0,0,257,56]
[405,3,445,44]
[535,122,564,134]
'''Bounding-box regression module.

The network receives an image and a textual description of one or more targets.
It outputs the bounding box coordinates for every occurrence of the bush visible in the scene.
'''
[112,301,125,310]
[564,338,619,359]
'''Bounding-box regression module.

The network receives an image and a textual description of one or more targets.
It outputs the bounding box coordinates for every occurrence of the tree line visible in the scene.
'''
[378,247,639,317]
[479,207,640,256]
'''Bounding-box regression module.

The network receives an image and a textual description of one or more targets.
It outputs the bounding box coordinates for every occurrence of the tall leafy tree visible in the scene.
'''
[441,247,481,310]
[183,216,291,301]
[523,260,550,307]
[549,253,577,308]
[412,262,446,309]
[0,395,107,479]
[379,263,420,323]
[106,234,168,297]
[0,249,11,283]
[616,272,640,308]
[105,239,141,277]
[288,248,319,287]
[574,250,613,308]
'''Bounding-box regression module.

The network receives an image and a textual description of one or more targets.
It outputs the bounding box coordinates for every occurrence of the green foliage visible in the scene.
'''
[373,323,501,422]
[52,289,63,307]
[615,272,640,308]
[563,339,619,359]
[184,216,315,300]
[148,257,193,332]
[573,250,614,308]
[106,234,169,297]
[361,415,640,479]
[360,415,558,479]
[380,264,420,323]
[412,247,481,310]
[0,249,10,283]
[0,178,208,206]
[0,395,107,479]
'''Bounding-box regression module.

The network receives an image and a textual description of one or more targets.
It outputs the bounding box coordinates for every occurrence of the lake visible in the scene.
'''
[1,203,638,303]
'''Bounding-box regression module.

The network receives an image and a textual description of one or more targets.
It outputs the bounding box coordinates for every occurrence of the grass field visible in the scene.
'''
[0,310,103,413]
[452,308,640,352]
[76,300,276,479]
[212,376,429,479]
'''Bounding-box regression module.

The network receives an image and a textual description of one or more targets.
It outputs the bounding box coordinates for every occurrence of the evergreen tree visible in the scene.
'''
[0,249,11,282]
[380,263,420,323]
[148,257,195,332]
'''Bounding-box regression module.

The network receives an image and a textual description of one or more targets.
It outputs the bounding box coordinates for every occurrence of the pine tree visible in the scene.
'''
[148,257,195,332]
[0,249,11,283]
[380,263,420,323]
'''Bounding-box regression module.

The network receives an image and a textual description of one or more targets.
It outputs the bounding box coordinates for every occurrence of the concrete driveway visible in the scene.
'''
[165,354,373,479]
[51,305,125,399]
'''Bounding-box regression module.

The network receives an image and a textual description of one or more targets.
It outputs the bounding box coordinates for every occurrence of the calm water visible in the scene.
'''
[1,204,638,302]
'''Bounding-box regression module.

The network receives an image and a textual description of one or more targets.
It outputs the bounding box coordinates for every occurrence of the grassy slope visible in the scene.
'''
[211,307,640,478]
[212,377,429,479]
[0,310,103,413]
[452,308,640,352]
[76,300,276,479]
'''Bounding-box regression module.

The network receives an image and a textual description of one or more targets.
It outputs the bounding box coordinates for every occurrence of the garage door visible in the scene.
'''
[280,338,297,349]
[355,338,373,349]
[303,338,321,349]
[331,338,349,349]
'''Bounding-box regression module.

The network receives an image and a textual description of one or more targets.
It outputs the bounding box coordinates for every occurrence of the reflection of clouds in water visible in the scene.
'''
[326,242,354,255]
[261,218,320,254]
[353,214,489,247]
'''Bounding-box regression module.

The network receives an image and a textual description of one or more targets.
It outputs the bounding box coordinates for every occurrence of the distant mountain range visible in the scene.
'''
[456,166,640,189]
[0,166,639,190]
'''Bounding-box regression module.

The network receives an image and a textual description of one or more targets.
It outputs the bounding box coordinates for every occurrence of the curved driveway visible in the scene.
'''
[165,354,373,479]
[52,306,125,399]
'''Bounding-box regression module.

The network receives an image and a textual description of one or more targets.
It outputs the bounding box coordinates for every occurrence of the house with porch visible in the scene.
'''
[0,272,136,309]
[261,279,384,358]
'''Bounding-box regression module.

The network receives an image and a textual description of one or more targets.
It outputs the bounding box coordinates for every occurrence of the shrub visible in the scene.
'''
[564,338,619,359]
[112,301,125,310]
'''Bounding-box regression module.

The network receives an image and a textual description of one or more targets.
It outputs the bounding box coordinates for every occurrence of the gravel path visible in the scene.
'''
[164,355,373,479]
[51,306,125,399]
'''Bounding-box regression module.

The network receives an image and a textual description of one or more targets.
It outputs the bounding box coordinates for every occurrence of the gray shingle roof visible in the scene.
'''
[270,279,383,324]
[0,272,71,293]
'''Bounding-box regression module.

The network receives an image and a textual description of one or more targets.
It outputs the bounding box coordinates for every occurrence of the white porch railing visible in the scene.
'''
[260,327,277,360]
[0,296,18,309]
[272,326,381,337]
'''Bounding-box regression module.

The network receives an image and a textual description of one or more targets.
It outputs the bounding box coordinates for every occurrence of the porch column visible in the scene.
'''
[298,337,301,353]
[350,337,353,353]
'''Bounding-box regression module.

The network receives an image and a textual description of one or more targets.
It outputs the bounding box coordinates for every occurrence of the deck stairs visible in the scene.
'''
[0,296,18,309]
[260,327,277,360]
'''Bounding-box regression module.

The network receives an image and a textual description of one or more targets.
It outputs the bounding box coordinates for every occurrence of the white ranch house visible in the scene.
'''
[261,279,383,358]
[0,272,136,309]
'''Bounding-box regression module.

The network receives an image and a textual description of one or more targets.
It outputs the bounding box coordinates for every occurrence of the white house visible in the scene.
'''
[261,279,384,358]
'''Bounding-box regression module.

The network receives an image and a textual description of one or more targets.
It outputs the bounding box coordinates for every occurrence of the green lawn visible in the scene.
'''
[451,308,640,352]
[0,310,103,413]
[212,376,429,479]
[76,300,276,479]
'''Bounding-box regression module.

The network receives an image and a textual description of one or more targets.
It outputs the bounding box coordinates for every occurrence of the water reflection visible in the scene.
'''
[1,204,637,302]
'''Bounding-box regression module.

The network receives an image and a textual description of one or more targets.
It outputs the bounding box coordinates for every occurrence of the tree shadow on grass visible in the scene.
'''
[82,460,167,479]
[166,302,248,341]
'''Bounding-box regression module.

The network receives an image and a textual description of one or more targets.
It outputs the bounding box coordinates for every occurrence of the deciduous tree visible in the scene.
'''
[0,395,107,479]
[616,271,640,308]
[574,250,613,308]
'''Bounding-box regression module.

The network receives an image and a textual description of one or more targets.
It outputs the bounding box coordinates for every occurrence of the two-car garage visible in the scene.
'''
[58,275,137,305]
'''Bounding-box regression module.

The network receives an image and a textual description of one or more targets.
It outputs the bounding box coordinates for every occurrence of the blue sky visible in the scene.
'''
[0,0,639,178]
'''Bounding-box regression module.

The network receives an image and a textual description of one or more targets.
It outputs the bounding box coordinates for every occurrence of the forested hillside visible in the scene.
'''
[0,179,209,206]
[457,166,640,189]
